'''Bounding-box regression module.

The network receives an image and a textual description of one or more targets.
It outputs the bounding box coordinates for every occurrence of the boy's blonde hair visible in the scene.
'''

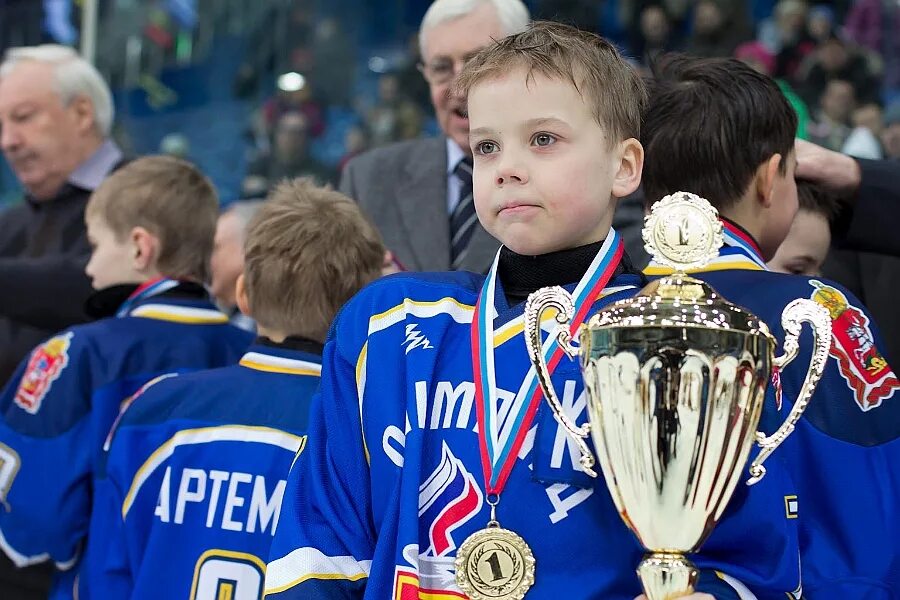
[243,179,385,342]
[86,155,218,282]
[455,20,647,143]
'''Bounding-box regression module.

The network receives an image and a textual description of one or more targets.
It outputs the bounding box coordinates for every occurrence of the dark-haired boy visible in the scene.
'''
[642,55,899,597]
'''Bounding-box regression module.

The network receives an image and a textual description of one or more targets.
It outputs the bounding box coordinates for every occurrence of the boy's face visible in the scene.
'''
[759,152,799,260]
[85,215,144,290]
[467,69,640,255]
[767,209,831,276]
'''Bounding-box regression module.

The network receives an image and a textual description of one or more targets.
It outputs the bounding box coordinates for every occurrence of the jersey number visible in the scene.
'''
[190,550,265,600]
[0,442,21,510]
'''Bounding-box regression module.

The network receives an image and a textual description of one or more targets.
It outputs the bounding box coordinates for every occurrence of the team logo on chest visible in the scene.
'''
[419,442,483,557]
[809,280,899,411]
[14,332,74,414]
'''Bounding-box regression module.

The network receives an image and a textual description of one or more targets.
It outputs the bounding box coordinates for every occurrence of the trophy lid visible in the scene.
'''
[588,192,772,336]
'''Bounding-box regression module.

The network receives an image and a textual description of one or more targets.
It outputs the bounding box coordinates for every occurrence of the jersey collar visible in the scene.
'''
[239,344,323,376]
[644,218,768,275]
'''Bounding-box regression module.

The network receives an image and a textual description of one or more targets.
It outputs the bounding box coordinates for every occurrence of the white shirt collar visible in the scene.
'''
[446,137,467,176]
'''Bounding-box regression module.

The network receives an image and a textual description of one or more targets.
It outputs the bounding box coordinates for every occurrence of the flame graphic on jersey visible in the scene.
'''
[810,280,899,411]
[403,324,433,354]
[418,442,482,557]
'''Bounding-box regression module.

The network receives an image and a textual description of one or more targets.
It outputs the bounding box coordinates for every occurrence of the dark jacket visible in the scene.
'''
[833,159,900,257]
[0,141,121,600]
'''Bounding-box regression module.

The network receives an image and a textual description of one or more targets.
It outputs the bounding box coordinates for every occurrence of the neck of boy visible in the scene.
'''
[497,239,632,308]
[720,204,767,258]
[256,333,325,356]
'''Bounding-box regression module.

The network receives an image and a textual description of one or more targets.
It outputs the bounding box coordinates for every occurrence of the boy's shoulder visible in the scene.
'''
[117,361,315,434]
[339,270,484,326]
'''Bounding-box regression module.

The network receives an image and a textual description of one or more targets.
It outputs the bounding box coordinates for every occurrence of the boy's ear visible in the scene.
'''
[235,273,251,317]
[611,138,644,199]
[130,226,159,272]
[756,154,783,208]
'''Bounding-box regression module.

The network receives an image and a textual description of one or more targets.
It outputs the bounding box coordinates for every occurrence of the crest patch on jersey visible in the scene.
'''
[809,280,899,411]
[14,332,74,415]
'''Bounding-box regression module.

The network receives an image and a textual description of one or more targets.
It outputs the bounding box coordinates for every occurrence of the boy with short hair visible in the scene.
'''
[767,181,839,276]
[0,156,253,599]
[265,23,802,600]
[641,55,899,596]
[85,179,386,599]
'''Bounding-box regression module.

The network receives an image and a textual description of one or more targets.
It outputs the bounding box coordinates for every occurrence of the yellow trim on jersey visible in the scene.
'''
[491,285,637,347]
[265,571,368,596]
[238,359,321,377]
[355,342,371,465]
[369,297,474,326]
[644,261,765,276]
[122,425,304,518]
[130,304,229,325]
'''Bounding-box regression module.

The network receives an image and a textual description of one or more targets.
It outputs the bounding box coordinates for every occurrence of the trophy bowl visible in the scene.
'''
[524,192,832,600]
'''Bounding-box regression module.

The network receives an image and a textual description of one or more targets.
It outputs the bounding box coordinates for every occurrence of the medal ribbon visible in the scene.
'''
[116,277,181,317]
[472,230,624,494]
[721,219,767,270]
[645,219,768,274]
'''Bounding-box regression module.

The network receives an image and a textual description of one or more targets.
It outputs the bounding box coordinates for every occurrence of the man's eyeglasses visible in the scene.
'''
[417,56,473,85]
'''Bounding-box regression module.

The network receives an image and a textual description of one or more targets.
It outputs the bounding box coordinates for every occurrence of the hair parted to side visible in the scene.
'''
[419,0,530,55]
[797,180,839,221]
[1,45,114,136]
[243,179,386,342]
[642,55,797,210]
[86,156,218,282]
[455,21,647,144]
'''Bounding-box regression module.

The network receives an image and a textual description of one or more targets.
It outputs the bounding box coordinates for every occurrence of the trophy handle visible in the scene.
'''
[747,298,832,485]
[523,287,598,477]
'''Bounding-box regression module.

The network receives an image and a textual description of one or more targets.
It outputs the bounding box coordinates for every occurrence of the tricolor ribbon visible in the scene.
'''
[116,277,181,317]
[471,231,624,494]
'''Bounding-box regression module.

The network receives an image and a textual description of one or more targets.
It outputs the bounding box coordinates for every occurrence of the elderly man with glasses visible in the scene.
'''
[340,0,530,273]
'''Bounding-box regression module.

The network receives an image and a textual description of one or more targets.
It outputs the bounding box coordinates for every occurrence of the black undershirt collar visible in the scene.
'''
[497,240,645,308]
[255,336,325,356]
[83,281,209,320]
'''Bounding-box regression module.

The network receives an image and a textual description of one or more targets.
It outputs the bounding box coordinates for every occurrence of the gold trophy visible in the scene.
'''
[524,192,832,600]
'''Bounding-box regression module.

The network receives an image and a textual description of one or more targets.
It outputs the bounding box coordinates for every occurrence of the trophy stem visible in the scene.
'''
[637,553,699,600]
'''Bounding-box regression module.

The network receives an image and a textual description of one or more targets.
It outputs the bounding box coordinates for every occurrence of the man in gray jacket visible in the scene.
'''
[340,0,530,273]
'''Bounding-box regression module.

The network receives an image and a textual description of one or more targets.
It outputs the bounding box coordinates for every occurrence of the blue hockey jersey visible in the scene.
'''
[265,265,805,600]
[646,221,900,598]
[85,340,320,600]
[0,281,253,599]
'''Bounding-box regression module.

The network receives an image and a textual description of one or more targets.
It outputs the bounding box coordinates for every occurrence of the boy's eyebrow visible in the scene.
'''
[522,116,570,129]
[469,127,495,138]
[469,117,571,139]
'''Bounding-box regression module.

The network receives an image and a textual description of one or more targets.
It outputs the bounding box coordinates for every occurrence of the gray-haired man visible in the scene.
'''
[340,0,530,273]
[0,46,122,597]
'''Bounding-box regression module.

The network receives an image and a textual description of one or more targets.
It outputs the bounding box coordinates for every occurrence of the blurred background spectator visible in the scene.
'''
[3,0,897,208]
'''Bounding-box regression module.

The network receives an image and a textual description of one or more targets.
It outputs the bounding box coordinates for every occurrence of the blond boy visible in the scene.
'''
[86,179,384,599]
[263,23,788,600]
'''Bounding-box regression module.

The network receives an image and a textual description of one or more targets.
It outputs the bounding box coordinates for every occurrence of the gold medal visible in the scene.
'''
[455,526,536,600]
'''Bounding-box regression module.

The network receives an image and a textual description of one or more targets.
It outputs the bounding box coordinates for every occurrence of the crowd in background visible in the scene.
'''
[2,0,898,205]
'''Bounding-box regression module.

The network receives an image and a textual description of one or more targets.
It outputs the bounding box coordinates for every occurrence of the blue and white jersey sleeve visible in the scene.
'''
[0,331,93,570]
[264,328,374,599]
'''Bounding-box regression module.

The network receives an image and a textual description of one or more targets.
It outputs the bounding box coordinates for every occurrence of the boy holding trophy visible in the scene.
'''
[265,23,805,599]
[642,55,899,597]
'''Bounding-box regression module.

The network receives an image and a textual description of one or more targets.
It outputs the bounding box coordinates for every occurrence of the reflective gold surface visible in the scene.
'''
[523,192,832,600]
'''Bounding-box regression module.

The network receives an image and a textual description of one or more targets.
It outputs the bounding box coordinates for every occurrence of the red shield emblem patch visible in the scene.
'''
[810,280,899,411]
[14,333,74,414]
